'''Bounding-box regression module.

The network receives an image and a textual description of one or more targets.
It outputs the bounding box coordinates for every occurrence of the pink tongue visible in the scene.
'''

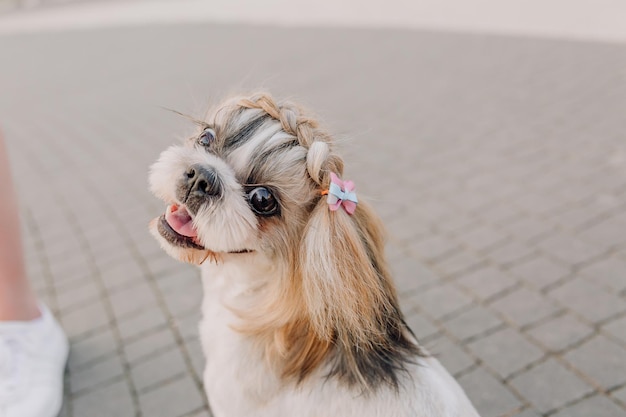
[165,204,198,238]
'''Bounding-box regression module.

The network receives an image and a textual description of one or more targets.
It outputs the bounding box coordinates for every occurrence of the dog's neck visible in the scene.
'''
[200,253,277,308]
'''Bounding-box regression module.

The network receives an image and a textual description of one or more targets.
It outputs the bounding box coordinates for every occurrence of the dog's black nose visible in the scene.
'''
[178,164,222,213]
[185,164,221,197]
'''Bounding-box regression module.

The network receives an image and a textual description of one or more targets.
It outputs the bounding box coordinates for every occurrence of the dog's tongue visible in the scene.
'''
[165,204,198,238]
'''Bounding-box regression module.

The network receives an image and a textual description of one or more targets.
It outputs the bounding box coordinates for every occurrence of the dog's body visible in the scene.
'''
[149,92,481,417]
[199,259,478,417]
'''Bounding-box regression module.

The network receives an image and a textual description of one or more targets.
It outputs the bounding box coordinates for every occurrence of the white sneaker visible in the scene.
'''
[0,304,69,417]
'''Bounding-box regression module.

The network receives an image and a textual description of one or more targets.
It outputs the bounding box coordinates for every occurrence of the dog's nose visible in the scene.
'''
[183,164,221,199]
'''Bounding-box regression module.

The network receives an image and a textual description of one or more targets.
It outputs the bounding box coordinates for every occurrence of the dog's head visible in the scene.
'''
[149,93,335,265]
[149,92,418,390]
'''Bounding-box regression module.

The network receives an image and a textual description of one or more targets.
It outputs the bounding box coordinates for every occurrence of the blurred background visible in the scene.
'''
[1,1,626,416]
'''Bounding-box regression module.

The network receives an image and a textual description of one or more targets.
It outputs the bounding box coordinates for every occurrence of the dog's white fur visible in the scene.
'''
[149,92,481,417]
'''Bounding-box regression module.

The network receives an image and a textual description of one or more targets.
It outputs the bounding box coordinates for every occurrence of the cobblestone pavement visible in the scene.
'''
[1,23,625,417]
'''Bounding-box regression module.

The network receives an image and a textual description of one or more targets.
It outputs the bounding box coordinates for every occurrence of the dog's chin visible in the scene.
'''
[149,216,254,265]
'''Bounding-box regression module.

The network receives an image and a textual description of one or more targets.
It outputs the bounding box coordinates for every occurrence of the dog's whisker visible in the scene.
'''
[160,106,207,127]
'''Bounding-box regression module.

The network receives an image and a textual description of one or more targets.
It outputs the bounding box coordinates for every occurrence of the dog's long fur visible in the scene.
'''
[149,92,481,417]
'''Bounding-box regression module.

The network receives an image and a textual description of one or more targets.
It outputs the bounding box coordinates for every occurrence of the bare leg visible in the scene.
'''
[0,132,67,417]
[0,131,40,321]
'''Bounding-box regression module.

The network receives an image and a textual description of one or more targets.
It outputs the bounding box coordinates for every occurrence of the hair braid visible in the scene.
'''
[237,93,343,186]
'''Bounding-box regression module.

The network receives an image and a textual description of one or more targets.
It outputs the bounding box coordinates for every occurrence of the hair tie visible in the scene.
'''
[323,172,358,215]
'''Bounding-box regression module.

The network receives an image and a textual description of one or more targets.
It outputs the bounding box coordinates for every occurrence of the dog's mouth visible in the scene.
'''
[156,203,254,254]
[157,204,205,250]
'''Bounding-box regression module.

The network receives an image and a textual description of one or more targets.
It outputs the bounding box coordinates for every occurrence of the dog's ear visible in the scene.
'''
[298,165,399,356]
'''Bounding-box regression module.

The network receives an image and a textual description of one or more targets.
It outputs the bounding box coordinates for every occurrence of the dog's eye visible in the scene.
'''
[198,128,216,147]
[248,187,279,216]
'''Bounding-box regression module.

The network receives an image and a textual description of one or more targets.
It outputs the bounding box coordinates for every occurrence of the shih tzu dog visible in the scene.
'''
[149,92,480,417]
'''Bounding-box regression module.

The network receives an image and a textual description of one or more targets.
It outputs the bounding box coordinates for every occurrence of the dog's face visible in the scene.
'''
[149,95,321,265]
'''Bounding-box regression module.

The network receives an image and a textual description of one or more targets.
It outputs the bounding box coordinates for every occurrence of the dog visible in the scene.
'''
[149,92,481,417]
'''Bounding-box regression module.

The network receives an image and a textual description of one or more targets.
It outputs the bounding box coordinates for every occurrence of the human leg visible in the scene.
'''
[0,131,68,417]
[0,131,40,321]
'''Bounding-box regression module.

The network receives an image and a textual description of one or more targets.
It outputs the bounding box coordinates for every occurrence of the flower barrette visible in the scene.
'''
[322,172,358,215]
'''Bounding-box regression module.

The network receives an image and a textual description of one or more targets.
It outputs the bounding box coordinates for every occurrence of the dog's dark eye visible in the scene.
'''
[198,128,216,147]
[248,187,279,216]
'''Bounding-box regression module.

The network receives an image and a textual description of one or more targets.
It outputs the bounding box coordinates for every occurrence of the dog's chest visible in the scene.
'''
[198,266,283,415]
[197,266,479,417]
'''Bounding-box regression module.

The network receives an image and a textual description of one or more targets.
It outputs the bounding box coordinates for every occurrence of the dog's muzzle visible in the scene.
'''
[177,164,222,214]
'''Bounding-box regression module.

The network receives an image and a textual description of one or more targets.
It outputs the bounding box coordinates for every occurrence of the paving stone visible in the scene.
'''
[509,359,594,414]
[70,354,125,394]
[385,242,406,263]
[409,283,473,320]
[131,348,188,392]
[474,202,523,227]
[408,234,461,261]
[579,212,626,249]
[25,265,49,293]
[456,266,518,301]
[483,240,534,267]
[124,327,178,364]
[55,278,101,312]
[435,213,476,234]
[510,410,540,417]
[73,379,135,417]
[432,250,485,278]
[564,335,626,390]
[40,231,82,258]
[612,385,626,406]
[186,410,212,417]
[509,256,570,290]
[99,257,146,292]
[536,233,606,266]
[579,257,626,292]
[526,314,594,352]
[386,214,431,241]
[604,315,626,345]
[391,256,440,294]
[117,308,170,341]
[138,377,205,417]
[467,328,544,378]
[428,334,476,376]
[444,189,494,213]
[61,300,110,339]
[413,199,458,224]
[490,287,562,327]
[183,338,206,381]
[549,278,626,323]
[455,225,508,253]
[550,395,626,417]
[68,327,118,371]
[405,311,441,341]
[146,251,188,278]
[155,265,201,291]
[457,367,522,417]
[50,259,93,289]
[163,289,203,319]
[442,305,504,341]
[502,216,553,243]
[171,312,202,341]
[514,191,569,217]
[109,281,160,319]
